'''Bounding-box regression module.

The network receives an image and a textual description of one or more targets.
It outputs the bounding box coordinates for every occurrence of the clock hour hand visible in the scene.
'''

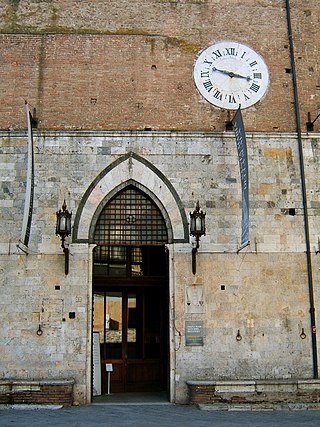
[212,67,251,81]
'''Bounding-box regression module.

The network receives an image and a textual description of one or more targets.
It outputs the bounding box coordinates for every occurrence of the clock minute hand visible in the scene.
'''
[212,67,251,81]
[229,71,252,81]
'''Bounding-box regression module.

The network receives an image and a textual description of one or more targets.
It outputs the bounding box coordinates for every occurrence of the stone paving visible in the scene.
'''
[1,404,320,427]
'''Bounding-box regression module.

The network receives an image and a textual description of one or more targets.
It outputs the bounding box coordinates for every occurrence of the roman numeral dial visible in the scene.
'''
[193,41,269,110]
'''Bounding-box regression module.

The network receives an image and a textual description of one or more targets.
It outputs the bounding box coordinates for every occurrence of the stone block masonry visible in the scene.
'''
[1,130,320,405]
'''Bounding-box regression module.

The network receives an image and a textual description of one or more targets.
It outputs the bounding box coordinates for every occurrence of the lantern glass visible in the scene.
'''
[195,216,202,232]
[189,202,206,237]
[190,216,196,235]
[56,202,72,237]
[59,215,67,232]
[66,216,71,234]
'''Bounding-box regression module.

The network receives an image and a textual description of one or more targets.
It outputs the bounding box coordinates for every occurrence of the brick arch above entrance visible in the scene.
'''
[72,152,189,243]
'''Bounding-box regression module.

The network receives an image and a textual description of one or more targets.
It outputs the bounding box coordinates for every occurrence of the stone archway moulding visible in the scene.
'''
[72,152,189,243]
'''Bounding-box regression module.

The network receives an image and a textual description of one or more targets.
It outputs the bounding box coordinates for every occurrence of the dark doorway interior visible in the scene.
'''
[93,245,169,394]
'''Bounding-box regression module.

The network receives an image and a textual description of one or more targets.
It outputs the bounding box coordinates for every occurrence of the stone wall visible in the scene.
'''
[1,130,320,403]
[0,248,91,404]
[2,130,316,251]
[172,251,314,402]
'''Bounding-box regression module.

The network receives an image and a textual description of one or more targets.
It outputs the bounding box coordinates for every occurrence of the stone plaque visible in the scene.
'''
[186,284,204,313]
[185,321,204,346]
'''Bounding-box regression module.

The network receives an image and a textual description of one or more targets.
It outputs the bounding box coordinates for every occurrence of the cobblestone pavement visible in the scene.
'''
[1,404,320,427]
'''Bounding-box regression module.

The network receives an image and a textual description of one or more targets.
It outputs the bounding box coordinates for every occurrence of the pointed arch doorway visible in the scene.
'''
[92,185,170,394]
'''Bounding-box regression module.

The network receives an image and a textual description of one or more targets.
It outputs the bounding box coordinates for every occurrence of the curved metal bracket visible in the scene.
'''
[192,237,200,275]
[192,247,197,275]
[63,245,69,275]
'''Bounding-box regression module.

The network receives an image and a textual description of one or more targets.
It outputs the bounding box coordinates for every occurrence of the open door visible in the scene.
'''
[93,284,168,393]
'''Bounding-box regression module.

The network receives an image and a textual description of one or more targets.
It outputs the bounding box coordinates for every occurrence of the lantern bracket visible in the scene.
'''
[189,201,206,275]
[56,200,72,275]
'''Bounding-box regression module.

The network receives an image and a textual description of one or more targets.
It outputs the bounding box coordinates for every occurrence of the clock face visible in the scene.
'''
[193,41,269,109]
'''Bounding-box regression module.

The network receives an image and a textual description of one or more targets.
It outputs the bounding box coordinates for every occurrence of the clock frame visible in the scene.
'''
[193,40,269,110]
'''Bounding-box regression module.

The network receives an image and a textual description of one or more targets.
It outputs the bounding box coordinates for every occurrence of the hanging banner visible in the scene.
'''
[18,102,35,252]
[234,107,250,250]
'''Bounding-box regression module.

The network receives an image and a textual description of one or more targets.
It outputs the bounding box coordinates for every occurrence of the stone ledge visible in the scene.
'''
[198,402,320,411]
[0,379,75,406]
[187,379,320,405]
[0,379,75,386]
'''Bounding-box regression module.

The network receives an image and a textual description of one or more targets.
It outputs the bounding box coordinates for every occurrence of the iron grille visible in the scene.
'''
[93,186,168,245]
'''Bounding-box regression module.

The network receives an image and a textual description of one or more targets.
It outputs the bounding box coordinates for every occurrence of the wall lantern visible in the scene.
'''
[56,200,72,275]
[190,201,206,275]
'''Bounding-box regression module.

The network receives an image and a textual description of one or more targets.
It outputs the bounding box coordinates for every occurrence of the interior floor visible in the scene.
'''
[92,391,169,405]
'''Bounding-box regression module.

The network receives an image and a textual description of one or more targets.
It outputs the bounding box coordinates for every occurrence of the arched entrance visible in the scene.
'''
[92,185,169,394]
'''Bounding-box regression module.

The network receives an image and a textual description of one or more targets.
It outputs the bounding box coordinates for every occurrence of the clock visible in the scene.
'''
[193,40,269,109]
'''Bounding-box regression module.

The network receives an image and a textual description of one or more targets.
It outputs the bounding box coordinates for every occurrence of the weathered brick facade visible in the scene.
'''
[0,1,319,132]
[1,0,320,406]
[187,379,320,406]
[0,379,74,406]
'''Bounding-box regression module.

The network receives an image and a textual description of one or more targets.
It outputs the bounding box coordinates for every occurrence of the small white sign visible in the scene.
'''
[92,332,101,396]
[105,363,113,372]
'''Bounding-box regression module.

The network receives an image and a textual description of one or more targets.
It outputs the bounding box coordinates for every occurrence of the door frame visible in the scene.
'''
[91,245,171,398]
[94,285,168,394]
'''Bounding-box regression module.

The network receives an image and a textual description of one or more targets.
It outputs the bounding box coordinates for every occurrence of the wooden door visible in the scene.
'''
[93,287,168,393]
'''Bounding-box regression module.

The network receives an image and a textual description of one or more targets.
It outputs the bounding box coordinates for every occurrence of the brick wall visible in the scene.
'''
[0,1,319,132]
[187,380,320,406]
[0,379,74,406]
